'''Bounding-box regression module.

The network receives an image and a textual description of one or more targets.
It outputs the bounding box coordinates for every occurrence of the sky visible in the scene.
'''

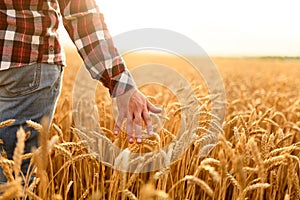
[61,0,300,56]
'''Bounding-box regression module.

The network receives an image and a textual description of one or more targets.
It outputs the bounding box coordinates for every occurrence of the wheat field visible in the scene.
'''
[0,48,299,200]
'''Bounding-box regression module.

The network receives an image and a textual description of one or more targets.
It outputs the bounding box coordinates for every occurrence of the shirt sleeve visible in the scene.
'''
[58,0,136,97]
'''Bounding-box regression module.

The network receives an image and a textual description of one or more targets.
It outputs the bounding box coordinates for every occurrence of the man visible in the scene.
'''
[0,0,161,183]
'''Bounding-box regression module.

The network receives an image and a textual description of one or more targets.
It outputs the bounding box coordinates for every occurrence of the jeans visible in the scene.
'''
[0,63,62,183]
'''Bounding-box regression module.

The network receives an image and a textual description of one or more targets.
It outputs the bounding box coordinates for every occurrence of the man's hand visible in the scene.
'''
[113,88,162,144]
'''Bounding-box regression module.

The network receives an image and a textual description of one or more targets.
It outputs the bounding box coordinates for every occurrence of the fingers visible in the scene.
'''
[126,114,134,144]
[134,112,143,144]
[125,101,159,143]
[135,125,142,144]
[115,89,161,144]
[114,113,124,135]
[115,112,136,144]
[142,110,154,135]
[147,101,162,113]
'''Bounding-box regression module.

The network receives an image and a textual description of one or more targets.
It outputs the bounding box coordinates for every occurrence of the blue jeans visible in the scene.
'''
[0,63,62,183]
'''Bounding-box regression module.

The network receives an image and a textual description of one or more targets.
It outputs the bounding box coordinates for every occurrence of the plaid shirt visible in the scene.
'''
[0,0,135,97]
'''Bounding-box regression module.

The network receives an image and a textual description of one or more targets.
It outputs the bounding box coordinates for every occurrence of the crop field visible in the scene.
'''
[0,48,299,200]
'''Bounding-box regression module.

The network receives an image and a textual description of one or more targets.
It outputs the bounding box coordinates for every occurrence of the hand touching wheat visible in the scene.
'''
[114,88,162,144]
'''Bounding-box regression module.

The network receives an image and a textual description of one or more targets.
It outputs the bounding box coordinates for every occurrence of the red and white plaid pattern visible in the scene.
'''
[0,0,135,97]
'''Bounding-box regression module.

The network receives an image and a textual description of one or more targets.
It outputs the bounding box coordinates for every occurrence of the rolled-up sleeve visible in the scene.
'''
[58,0,136,97]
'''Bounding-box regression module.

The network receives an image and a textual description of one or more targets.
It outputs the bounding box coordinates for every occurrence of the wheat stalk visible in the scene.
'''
[0,119,15,128]
[12,127,26,181]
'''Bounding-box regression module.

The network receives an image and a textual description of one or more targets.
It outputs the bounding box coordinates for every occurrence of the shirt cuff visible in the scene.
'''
[109,69,136,97]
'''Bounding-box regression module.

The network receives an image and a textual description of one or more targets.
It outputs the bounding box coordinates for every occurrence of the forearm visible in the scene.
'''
[59,0,136,97]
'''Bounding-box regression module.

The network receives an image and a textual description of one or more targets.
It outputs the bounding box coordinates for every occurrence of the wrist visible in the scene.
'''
[110,70,137,98]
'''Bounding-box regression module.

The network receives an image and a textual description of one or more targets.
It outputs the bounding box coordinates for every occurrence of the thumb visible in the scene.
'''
[147,101,162,113]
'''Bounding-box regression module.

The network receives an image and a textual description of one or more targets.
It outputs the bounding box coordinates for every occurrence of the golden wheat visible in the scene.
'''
[0,54,299,199]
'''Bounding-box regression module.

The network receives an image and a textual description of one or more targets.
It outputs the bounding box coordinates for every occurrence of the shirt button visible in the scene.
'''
[49,45,54,52]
